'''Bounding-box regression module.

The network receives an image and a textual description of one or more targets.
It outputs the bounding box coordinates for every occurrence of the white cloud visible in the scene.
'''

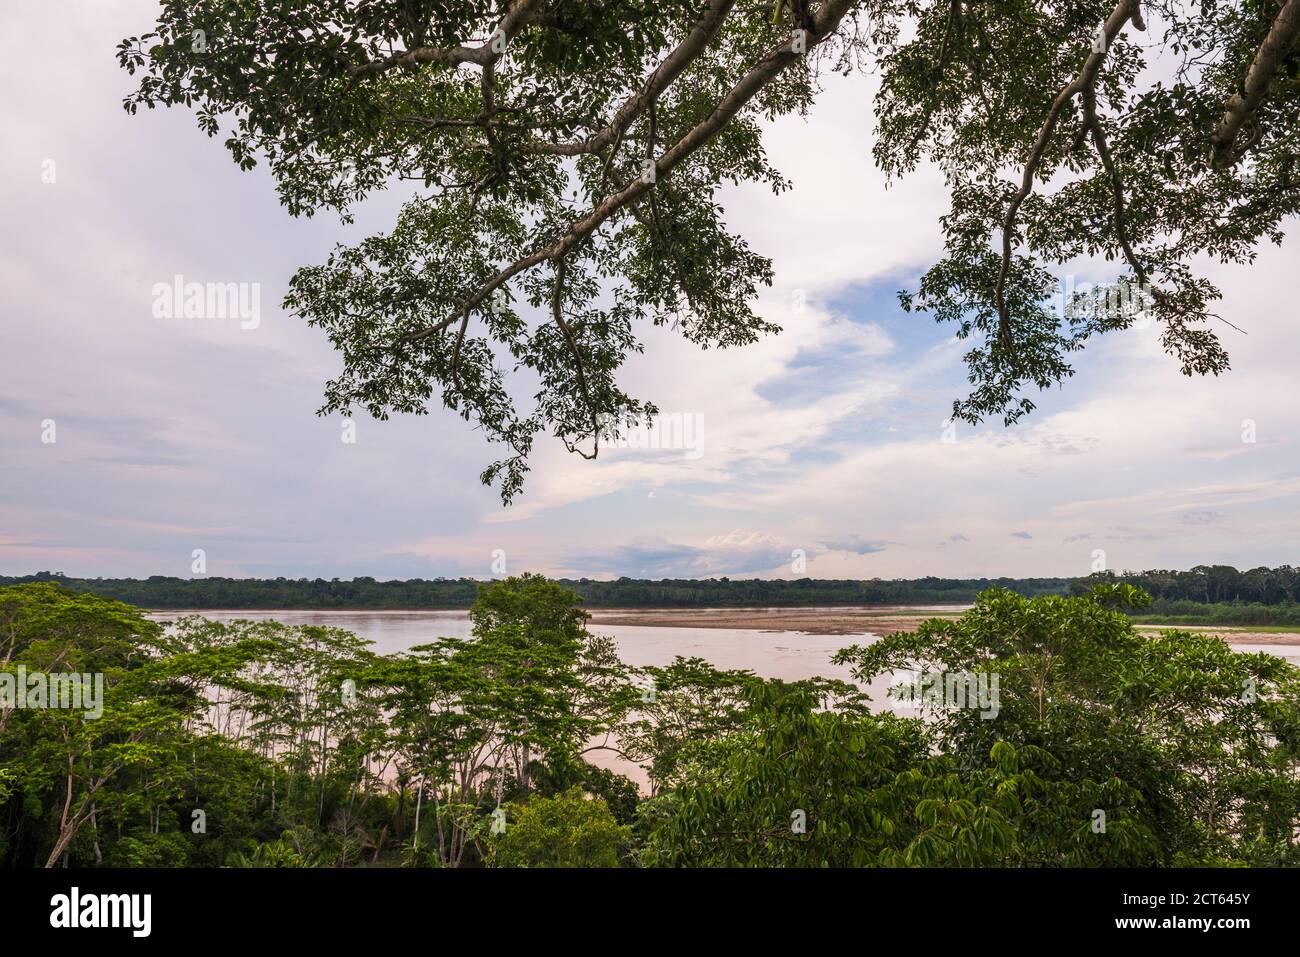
[1,8,1296,581]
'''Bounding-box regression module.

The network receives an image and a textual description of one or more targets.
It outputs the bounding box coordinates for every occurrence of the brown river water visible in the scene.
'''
[146,609,1300,789]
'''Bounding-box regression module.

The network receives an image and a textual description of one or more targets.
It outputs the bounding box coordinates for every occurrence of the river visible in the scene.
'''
[145,608,1300,788]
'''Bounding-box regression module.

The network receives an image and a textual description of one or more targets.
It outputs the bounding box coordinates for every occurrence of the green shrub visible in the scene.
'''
[492,788,630,868]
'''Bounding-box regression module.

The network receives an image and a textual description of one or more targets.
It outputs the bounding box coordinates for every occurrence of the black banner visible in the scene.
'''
[3,867,1287,943]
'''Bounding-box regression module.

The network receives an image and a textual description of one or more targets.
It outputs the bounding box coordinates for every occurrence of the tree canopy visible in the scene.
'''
[642,584,1300,866]
[3,578,1298,867]
[12,565,1300,620]
[118,1,1300,499]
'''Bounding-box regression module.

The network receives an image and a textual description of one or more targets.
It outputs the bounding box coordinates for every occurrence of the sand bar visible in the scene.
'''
[585,606,1299,644]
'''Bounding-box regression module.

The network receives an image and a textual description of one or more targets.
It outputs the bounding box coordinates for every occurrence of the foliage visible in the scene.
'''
[616,656,757,793]
[115,2,1300,499]
[0,570,1069,608]
[639,680,938,866]
[4,578,1296,869]
[16,566,1300,621]
[492,788,630,867]
[639,585,1300,867]
[1077,564,1300,605]
[831,584,1300,866]
[529,756,641,826]
[360,574,630,866]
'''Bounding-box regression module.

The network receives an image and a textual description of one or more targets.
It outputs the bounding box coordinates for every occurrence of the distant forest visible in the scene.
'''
[4,565,1300,612]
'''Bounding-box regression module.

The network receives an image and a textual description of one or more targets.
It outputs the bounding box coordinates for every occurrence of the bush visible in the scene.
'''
[492,788,630,868]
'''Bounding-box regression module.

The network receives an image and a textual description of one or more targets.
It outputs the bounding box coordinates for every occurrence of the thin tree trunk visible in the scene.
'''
[90,802,102,864]
[413,776,424,853]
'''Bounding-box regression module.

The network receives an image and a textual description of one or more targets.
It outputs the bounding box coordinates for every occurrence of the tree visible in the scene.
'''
[6,578,1298,868]
[492,787,630,867]
[643,585,1300,866]
[465,575,626,791]
[117,2,1300,500]
[832,584,1300,865]
[615,656,757,794]
[362,575,629,866]
[639,679,942,866]
[0,586,282,867]
[365,641,493,867]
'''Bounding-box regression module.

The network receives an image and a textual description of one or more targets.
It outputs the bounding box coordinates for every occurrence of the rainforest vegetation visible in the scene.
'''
[7,566,1300,626]
[2,576,1297,868]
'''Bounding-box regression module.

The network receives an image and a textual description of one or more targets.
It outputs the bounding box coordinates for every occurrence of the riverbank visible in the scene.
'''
[146,603,1300,645]
[585,605,1300,644]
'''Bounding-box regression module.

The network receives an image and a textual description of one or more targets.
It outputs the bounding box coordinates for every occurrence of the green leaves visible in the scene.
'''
[118,0,861,501]
[876,0,1297,424]
[646,586,1298,867]
[639,680,935,867]
[491,787,631,867]
[117,2,1300,499]
[5,578,1298,868]
[833,586,1300,866]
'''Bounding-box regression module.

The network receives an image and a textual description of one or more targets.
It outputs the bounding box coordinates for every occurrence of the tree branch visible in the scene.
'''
[402,0,857,345]
[994,0,1143,353]
[1084,89,1246,335]
[520,0,738,157]
[350,0,546,76]
[1081,88,1146,287]
[550,257,600,460]
[1208,0,1300,167]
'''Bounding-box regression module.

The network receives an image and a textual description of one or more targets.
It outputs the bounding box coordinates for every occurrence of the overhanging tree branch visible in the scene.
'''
[121,0,1295,499]
[522,0,738,157]
[1084,86,1245,336]
[550,256,600,460]
[1208,0,1300,167]
[349,0,546,75]
[404,0,857,346]
[994,0,1143,353]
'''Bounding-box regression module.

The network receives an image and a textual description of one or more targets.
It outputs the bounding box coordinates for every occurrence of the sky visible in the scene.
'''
[1,2,1298,583]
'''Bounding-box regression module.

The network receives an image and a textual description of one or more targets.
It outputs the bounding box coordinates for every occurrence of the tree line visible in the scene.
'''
[3,576,1297,868]
[5,566,1300,614]
[1080,565,1300,605]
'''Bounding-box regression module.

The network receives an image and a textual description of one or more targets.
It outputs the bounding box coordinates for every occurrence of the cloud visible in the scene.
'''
[821,535,889,554]
[564,532,797,578]
[237,551,482,581]
[2,7,1298,581]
